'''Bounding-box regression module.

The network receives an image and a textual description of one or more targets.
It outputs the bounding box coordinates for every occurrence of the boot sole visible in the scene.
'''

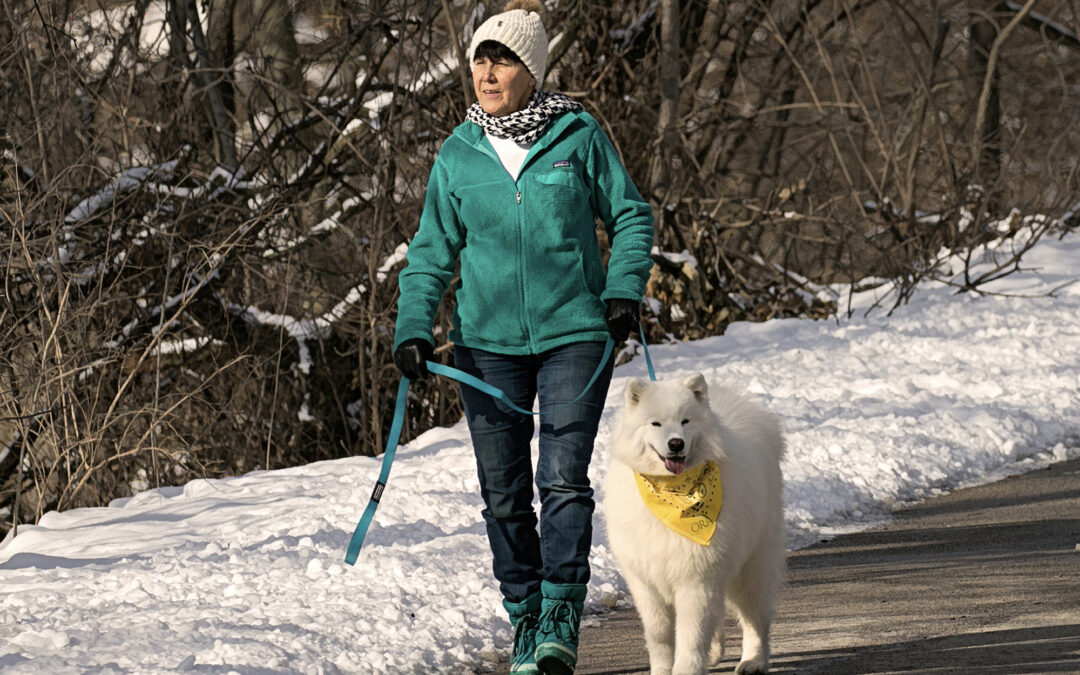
[536,658,572,675]
[535,643,576,675]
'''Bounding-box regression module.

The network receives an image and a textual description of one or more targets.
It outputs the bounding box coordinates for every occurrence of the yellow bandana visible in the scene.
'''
[634,461,722,545]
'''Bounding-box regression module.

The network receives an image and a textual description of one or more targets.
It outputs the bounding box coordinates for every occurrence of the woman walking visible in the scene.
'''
[392,2,654,672]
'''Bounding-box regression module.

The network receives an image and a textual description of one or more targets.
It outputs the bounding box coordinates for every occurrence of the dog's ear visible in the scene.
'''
[685,373,708,403]
[625,378,648,407]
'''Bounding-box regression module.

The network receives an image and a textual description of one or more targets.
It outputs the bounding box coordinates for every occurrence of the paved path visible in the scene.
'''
[498,456,1080,674]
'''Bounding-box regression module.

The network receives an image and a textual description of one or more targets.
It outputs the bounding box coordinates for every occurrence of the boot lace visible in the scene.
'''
[539,599,581,644]
[512,614,539,661]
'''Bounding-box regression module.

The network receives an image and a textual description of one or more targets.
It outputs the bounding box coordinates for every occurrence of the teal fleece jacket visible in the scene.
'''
[394,109,655,355]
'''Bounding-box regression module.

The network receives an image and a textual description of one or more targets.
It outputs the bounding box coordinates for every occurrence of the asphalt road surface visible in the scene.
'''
[495,456,1080,674]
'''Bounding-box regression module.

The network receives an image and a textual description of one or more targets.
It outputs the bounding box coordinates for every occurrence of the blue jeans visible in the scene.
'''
[455,341,614,604]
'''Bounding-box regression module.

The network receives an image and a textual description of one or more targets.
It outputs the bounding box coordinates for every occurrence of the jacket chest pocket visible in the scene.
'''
[529,170,604,297]
[533,170,588,212]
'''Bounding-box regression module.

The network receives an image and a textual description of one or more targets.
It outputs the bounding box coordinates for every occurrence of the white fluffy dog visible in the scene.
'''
[604,374,785,675]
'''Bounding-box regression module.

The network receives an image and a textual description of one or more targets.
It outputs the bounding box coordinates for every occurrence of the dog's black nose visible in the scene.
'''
[667,438,685,454]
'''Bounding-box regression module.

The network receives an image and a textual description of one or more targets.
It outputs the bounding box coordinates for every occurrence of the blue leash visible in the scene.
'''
[344,377,409,566]
[640,325,656,382]
[427,338,614,416]
[345,326,654,565]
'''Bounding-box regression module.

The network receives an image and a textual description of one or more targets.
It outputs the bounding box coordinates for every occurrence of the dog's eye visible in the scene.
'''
[650,422,661,427]
[681,419,690,425]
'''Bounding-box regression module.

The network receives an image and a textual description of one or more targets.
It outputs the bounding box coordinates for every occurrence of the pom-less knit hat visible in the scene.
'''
[467,0,549,84]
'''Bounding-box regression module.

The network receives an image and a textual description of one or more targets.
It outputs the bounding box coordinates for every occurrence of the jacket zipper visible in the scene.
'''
[475,139,532,346]
[515,188,533,351]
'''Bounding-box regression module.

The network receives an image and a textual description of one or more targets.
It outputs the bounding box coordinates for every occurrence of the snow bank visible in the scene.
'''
[1,230,1078,673]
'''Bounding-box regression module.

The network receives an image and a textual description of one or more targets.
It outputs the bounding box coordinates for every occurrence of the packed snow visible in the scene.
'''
[2,229,1078,674]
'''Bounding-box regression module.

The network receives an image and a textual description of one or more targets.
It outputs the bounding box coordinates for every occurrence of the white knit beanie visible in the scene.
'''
[467,0,549,84]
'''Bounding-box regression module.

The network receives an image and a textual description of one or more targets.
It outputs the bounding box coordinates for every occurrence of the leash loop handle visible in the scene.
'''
[344,377,409,566]
[426,338,614,417]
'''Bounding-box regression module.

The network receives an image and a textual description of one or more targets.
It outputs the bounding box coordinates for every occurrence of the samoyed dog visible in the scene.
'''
[604,374,785,675]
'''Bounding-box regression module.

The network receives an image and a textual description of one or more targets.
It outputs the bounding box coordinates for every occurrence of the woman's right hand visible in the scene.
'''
[605,299,640,343]
[393,339,435,380]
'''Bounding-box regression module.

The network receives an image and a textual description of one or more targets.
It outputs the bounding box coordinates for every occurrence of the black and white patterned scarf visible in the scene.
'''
[466,90,583,144]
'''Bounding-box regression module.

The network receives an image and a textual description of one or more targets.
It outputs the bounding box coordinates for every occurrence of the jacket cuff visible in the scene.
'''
[600,286,645,303]
[393,326,435,351]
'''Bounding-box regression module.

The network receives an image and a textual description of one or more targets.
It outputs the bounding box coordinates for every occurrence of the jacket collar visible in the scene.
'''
[453,110,582,171]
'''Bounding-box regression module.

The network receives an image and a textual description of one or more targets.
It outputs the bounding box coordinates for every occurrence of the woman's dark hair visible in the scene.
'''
[473,40,524,65]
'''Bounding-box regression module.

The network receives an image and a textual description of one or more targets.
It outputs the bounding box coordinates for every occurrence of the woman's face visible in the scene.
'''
[472,55,536,117]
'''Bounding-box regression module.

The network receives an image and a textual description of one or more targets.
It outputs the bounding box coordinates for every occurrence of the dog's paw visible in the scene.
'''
[734,658,768,675]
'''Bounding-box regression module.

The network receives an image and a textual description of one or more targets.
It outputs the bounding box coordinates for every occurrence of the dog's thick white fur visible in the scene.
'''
[605,374,785,675]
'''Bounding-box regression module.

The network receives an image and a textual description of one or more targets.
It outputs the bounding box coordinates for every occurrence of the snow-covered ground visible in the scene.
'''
[2,229,1078,674]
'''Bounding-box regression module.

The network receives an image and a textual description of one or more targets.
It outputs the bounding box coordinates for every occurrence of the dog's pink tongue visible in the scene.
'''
[664,457,687,475]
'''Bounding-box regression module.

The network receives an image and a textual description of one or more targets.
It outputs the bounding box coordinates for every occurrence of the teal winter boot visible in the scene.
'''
[534,581,586,675]
[504,592,542,675]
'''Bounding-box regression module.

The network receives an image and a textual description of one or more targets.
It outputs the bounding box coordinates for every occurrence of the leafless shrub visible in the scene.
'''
[2,0,1078,532]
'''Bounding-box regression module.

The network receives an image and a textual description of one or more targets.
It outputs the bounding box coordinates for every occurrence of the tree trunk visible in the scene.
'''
[188,0,239,169]
[968,8,1001,195]
[969,0,1037,214]
[650,0,680,199]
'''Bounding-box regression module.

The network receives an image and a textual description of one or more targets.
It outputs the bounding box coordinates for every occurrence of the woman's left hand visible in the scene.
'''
[605,299,639,343]
[394,338,435,380]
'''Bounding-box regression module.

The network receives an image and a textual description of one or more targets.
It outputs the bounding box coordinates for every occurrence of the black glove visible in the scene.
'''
[605,299,639,343]
[393,338,434,380]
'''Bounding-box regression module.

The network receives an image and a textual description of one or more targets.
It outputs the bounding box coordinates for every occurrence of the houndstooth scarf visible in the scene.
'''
[466,90,583,144]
